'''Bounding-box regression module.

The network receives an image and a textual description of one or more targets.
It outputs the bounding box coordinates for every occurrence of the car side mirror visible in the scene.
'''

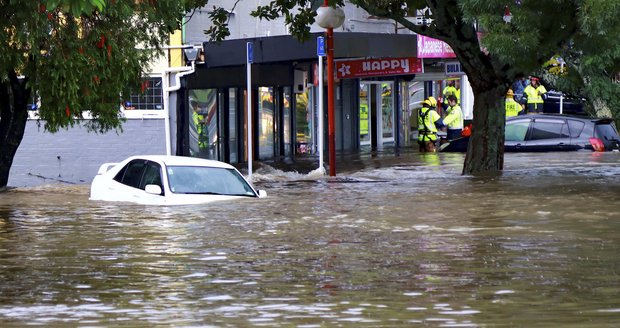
[257,190,267,198]
[145,184,163,195]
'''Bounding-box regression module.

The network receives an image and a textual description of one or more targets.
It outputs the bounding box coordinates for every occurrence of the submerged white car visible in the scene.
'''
[90,155,266,205]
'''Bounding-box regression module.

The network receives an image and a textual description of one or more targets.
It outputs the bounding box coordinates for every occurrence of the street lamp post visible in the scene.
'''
[316,3,344,177]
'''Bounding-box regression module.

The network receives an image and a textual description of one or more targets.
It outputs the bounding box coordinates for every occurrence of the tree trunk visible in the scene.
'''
[0,70,30,190]
[448,50,510,175]
[463,86,506,175]
[444,29,511,175]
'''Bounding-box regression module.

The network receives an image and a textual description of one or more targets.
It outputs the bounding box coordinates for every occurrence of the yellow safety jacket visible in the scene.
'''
[418,107,441,141]
[193,111,208,149]
[524,85,547,104]
[443,105,463,129]
[505,98,522,117]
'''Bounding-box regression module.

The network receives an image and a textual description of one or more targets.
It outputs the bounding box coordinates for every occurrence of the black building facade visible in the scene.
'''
[176,32,440,167]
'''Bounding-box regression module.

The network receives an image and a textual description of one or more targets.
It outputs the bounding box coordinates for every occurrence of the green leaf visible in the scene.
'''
[90,0,105,12]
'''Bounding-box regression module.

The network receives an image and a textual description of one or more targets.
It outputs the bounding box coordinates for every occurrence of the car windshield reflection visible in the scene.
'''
[167,166,255,196]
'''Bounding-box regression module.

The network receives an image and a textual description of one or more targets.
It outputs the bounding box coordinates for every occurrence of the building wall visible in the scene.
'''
[9,119,167,188]
[183,0,407,44]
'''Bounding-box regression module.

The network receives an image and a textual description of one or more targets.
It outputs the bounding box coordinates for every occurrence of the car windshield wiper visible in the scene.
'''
[178,191,223,195]
[228,193,258,197]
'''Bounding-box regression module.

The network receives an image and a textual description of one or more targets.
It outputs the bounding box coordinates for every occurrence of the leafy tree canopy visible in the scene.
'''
[242,0,620,116]
[1,0,207,133]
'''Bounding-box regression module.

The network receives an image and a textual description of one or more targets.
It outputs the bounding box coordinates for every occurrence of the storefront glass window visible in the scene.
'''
[295,91,312,154]
[283,87,292,157]
[258,87,275,159]
[188,89,219,160]
[228,89,238,163]
[406,81,425,143]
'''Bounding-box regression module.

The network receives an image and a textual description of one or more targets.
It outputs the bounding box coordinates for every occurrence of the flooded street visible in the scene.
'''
[1,151,620,327]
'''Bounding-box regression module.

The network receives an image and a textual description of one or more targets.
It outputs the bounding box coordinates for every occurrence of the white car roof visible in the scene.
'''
[129,155,236,169]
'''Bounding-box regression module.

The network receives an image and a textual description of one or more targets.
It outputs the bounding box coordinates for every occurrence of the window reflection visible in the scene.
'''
[259,87,275,159]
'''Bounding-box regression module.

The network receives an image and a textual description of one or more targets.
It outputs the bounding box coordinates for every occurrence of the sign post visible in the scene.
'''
[317,36,326,173]
[559,58,565,114]
[246,42,253,181]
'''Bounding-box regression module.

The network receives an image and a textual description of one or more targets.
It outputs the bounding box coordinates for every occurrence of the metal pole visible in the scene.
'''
[559,61,564,115]
[318,55,325,172]
[326,27,336,176]
[246,42,253,181]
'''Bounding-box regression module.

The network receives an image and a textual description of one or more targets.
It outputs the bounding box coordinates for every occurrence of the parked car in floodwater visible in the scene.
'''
[90,155,266,205]
[440,114,620,153]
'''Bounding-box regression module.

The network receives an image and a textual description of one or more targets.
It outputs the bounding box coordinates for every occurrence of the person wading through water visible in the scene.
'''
[417,96,444,152]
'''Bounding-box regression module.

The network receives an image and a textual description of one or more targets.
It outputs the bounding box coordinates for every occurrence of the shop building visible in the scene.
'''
[10,3,472,186]
[173,2,473,166]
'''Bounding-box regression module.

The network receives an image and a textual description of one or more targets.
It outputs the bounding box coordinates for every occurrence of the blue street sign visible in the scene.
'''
[317,36,326,57]
[247,42,253,64]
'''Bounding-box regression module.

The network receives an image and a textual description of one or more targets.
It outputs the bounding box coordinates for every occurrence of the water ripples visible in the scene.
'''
[1,151,620,326]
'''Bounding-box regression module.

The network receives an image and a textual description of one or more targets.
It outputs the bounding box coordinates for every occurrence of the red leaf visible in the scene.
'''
[97,34,105,49]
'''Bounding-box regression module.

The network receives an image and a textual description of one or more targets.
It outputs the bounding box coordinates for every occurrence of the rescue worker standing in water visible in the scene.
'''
[524,77,547,113]
[505,89,523,118]
[417,96,443,152]
[442,95,463,140]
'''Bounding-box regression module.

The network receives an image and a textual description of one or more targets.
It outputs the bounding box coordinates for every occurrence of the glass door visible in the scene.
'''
[359,81,394,147]
[359,83,371,146]
[380,82,394,143]
[258,87,275,159]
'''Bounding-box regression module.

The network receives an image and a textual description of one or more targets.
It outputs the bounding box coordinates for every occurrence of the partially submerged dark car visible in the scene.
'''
[439,114,620,152]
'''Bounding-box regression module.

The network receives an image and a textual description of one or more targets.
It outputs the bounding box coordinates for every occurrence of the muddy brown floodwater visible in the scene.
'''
[1,151,620,327]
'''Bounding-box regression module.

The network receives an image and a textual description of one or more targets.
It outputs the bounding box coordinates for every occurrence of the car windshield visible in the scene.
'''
[166,166,256,196]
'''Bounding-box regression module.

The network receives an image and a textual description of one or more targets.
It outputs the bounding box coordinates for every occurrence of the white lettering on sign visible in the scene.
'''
[416,35,457,58]
[445,61,463,75]
[362,59,410,73]
[336,57,422,79]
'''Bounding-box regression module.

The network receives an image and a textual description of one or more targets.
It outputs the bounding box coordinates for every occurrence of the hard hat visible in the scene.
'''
[427,96,437,107]
[506,89,514,97]
[421,99,432,107]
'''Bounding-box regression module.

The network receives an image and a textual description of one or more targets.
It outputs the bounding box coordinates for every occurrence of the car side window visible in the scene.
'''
[567,120,585,138]
[114,160,146,189]
[594,123,619,141]
[530,119,569,140]
[505,120,530,141]
[140,162,163,193]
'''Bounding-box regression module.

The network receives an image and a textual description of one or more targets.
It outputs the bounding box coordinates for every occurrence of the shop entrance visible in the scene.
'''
[359,81,394,149]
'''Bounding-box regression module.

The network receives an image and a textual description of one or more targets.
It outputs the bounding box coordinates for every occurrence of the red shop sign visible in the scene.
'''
[335,57,423,79]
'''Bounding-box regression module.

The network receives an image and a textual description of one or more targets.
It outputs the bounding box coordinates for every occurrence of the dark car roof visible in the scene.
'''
[506,113,607,123]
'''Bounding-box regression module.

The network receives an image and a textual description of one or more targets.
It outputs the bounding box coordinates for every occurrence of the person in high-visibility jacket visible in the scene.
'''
[442,80,457,110]
[417,96,443,152]
[524,77,547,113]
[505,89,523,118]
[192,108,208,150]
[443,95,463,140]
